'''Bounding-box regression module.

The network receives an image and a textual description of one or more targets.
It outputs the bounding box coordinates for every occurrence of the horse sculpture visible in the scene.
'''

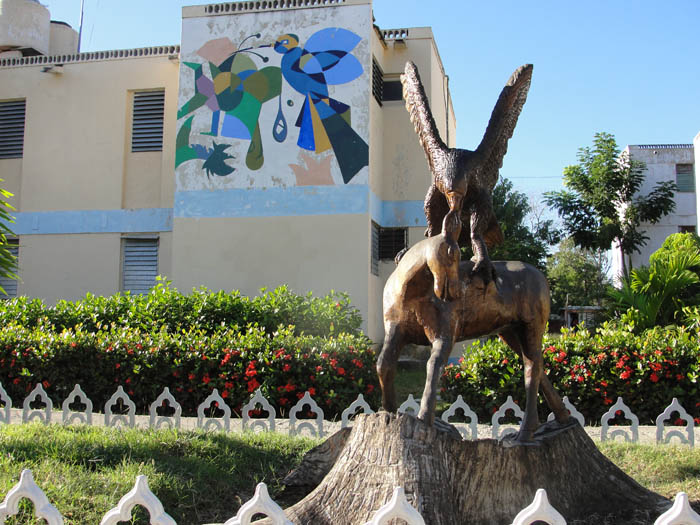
[377,219,570,442]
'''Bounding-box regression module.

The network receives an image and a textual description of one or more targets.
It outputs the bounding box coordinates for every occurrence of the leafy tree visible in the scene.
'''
[0,183,17,294]
[467,177,559,271]
[609,234,700,331]
[544,132,677,275]
[546,237,611,312]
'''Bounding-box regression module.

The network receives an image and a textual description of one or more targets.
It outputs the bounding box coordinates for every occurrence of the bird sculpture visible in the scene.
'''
[400,61,533,281]
[273,27,369,183]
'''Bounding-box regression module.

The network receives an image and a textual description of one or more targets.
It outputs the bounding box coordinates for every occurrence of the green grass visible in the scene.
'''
[0,424,698,524]
[0,424,318,524]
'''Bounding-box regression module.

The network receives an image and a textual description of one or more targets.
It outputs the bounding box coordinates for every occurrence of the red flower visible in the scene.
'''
[600,380,608,387]
[42,380,50,388]
[283,364,291,372]
[366,384,374,394]
[330,359,338,367]
[12,378,20,385]
[202,375,211,384]
[308,387,316,396]
[279,397,289,405]
[676,374,684,381]
[125,378,131,384]
[603,397,613,405]
[225,381,234,389]
[576,376,584,383]
[247,378,260,392]
[70,342,77,348]
[620,370,631,380]
[316,366,322,372]
[115,363,121,369]
[221,390,229,398]
[649,373,659,383]
[616,358,625,369]
[296,392,304,399]
[284,383,296,392]
[502,358,509,365]
[337,367,346,376]
[650,363,662,372]
[188,373,196,381]
[202,355,208,361]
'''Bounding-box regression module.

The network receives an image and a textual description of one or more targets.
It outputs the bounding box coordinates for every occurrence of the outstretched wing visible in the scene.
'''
[475,64,533,190]
[400,61,448,176]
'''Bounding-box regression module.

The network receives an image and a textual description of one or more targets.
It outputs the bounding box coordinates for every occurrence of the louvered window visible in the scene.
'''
[0,240,19,299]
[371,222,408,275]
[676,164,695,193]
[372,58,383,106]
[122,237,158,294]
[131,90,165,152]
[0,100,26,159]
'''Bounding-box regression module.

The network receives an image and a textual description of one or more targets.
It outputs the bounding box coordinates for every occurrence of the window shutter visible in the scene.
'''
[378,227,408,260]
[131,90,165,152]
[0,100,26,159]
[676,164,695,193]
[372,58,383,106]
[371,222,380,275]
[0,241,19,299]
[122,238,158,294]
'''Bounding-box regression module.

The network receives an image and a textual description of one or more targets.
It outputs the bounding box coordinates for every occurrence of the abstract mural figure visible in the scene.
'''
[273,27,369,183]
[175,116,235,178]
[177,34,282,171]
[401,61,533,282]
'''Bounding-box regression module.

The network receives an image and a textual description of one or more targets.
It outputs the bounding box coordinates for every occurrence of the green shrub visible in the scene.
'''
[0,324,378,419]
[0,281,362,337]
[442,324,700,424]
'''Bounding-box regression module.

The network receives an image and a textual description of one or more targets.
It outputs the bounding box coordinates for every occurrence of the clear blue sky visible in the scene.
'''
[45,0,700,200]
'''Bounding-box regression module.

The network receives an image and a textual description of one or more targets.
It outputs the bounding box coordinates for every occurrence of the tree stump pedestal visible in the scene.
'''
[282,412,669,524]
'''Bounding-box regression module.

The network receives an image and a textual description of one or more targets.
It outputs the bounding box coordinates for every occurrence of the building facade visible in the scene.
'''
[611,140,698,278]
[0,0,455,342]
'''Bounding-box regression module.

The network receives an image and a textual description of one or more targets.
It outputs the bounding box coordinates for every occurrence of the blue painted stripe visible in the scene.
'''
[370,191,426,227]
[12,208,173,235]
[174,185,370,218]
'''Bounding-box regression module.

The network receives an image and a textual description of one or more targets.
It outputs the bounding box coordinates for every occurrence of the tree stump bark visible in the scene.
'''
[282,412,669,524]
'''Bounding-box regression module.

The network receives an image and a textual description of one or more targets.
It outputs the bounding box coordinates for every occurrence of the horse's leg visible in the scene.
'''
[418,334,454,425]
[499,326,540,442]
[377,321,404,413]
[540,372,569,423]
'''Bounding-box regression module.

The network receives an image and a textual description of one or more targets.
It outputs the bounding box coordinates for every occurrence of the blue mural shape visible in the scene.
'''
[274,27,368,183]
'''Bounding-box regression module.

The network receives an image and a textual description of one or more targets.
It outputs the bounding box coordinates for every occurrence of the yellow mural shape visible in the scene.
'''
[307,94,331,153]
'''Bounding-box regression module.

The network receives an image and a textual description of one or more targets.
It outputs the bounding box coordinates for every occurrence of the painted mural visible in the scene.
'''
[176,8,370,189]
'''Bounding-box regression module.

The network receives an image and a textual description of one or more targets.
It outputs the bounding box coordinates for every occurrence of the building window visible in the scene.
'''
[679,225,696,234]
[0,239,19,299]
[131,90,165,152]
[371,222,408,275]
[372,58,383,106]
[0,100,27,159]
[382,80,403,101]
[122,237,159,294]
[676,164,695,193]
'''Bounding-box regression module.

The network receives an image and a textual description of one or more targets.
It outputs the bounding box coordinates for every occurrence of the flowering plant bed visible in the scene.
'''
[442,324,700,424]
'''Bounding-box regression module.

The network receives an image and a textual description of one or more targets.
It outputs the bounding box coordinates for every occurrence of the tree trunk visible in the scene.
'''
[281,412,669,525]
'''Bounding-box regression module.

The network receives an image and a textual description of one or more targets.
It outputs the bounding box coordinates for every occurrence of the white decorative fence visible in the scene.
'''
[1,468,698,525]
[1,381,696,445]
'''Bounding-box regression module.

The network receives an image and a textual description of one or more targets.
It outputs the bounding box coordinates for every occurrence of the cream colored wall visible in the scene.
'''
[158,231,173,279]
[0,56,178,213]
[48,22,78,55]
[0,158,22,210]
[172,214,370,329]
[17,233,121,302]
[0,0,50,55]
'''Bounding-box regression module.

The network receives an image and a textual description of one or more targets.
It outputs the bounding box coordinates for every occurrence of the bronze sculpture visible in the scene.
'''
[400,61,533,281]
[377,224,570,442]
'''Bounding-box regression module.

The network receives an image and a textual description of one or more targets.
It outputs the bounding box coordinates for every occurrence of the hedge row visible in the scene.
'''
[0,323,379,419]
[0,281,362,337]
[442,324,700,424]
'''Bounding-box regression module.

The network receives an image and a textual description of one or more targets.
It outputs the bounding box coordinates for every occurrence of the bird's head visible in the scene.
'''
[274,33,299,54]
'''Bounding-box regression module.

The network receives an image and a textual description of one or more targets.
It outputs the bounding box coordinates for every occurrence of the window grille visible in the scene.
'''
[382,80,403,101]
[371,222,408,275]
[0,240,19,299]
[372,58,383,106]
[122,237,158,294]
[131,90,165,152]
[675,164,695,193]
[0,100,26,159]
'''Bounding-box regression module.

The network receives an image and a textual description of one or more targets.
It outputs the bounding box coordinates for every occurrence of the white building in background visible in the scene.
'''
[611,138,697,278]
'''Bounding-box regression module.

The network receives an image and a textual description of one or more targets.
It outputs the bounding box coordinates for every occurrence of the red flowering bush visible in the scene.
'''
[0,323,378,419]
[442,324,700,424]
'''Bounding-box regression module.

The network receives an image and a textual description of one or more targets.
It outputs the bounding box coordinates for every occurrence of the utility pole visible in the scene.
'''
[77,0,85,53]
